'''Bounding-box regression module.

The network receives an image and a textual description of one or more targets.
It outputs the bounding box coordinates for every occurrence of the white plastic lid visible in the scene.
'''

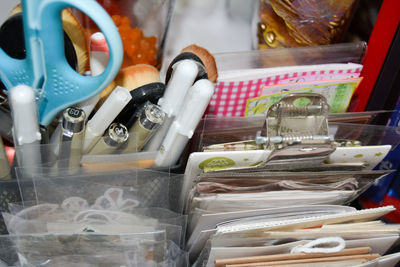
[9,85,41,145]
[176,79,215,138]
[158,59,198,117]
[87,86,132,136]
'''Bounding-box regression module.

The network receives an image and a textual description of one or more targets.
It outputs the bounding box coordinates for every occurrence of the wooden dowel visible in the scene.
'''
[215,247,372,267]
[225,253,380,267]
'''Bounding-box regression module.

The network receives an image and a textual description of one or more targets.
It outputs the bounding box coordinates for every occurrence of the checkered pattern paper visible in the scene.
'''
[205,67,362,117]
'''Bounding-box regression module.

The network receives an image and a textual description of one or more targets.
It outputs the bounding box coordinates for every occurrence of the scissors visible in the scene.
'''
[0,0,123,126]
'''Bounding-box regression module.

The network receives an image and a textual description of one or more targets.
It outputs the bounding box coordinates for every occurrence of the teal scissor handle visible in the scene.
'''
[0,0,123,125]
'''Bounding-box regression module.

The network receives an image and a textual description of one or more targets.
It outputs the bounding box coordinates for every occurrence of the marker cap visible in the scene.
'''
[177,79,215,138]
[87,86,132,136]
[158,59,199,117]
[140,103,165,130]
[9,85,41,145]
[90,32,109,53]
[104,123,129,147]
[62,107,86,133]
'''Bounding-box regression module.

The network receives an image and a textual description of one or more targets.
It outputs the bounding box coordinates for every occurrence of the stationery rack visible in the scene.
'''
[0,0,400,266]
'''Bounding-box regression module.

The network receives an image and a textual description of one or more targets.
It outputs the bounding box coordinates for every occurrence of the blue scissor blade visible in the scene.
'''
[21,0,46,89]
[0,51,34,90]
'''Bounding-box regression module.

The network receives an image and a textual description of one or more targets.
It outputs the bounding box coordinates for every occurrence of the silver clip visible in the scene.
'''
[255,93,336,170]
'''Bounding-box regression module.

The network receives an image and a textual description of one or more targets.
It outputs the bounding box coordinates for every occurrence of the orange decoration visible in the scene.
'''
[112,15,158,68]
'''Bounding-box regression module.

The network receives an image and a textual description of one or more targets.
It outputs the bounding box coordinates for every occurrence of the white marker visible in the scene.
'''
[77,32,110,117]
[89,32,110,76]
[155,79,215,167]
[9,85,42,177]
[145,59,199,151]
[83,86,132,153]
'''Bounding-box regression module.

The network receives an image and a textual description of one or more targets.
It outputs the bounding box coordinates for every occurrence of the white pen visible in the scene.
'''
[155,79,215,167]
[9,84,42,178]
[58,107,86,174]
[83,86,132,153]
[77,32,109,118]
[145,59,199,151]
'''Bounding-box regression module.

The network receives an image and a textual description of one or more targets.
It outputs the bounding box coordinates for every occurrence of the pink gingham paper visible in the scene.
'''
[205,66,362,117]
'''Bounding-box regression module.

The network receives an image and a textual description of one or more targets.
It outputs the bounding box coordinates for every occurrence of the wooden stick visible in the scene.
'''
[272,258,368,267]
[225,254,380,267]
[215,247,372,267]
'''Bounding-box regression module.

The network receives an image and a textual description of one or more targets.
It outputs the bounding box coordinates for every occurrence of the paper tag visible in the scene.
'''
[245,78,362,117]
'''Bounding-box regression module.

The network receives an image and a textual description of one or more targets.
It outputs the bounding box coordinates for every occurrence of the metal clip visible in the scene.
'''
[255,93,336,170]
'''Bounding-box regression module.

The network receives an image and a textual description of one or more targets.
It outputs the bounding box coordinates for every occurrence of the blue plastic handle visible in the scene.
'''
[0,0,123,125]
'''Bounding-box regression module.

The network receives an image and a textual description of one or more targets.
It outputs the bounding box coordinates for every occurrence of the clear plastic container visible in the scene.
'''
[72,0,175,69]
[253,0,359,49]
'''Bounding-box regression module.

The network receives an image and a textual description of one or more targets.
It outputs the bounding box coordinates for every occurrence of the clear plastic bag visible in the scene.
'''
[0,233,189,267]
[15,169,176,210]
[194,115,400,152]
[7,203,186,234]
[5,214,182,245]
[187,170,392,213]
[3,204,187,247]
[17,240,188,266]
[5,170,187,245]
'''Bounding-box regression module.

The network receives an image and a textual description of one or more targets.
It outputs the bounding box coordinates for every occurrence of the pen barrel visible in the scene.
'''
[88,137,120,155]
[125,103,165,152]
[155,122,188,167]
[145,60,199,152]
[15,141,41,179]
[126,122,153,153]
[177,79,215,138]
[75,33,109,119]
[58,107,86,173]
[144,116,173,151]
[90,32,109,76]
[155,79,215,167]
[89,123,129,155]
[9,85,42,178]
[58,130,85,172]
[90,52,109,76]
[49,123,62,157]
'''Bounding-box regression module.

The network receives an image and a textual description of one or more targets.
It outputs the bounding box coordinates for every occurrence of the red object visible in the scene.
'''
[4,144,15,166]
[381,195,400,223]
[90,33,109,53]
[361,195,400,223]
[349,0,400,112]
